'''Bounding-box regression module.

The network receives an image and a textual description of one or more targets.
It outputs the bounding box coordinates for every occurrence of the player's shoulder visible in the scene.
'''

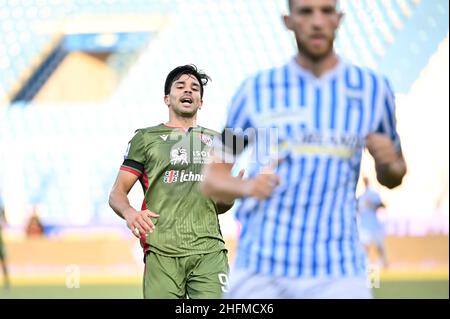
[134,124,169,135]
[239,62,287,86]
[129,124,170,142]
[342,59,391,86]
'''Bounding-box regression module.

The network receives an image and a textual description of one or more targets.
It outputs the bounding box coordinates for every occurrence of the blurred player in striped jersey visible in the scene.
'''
[357,177,388,268]
[201,0,406,298]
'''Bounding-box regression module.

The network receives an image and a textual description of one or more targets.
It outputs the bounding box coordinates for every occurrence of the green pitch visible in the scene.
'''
[372,280,449,299]
[0,280,448,299]
[0,284,142,299]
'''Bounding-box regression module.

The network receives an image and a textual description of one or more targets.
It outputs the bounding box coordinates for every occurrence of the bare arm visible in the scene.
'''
[109,171,138,220]
[201,160,280,203]
[109,171,159,238]
[212,169,245,214]
[366,133,407,189]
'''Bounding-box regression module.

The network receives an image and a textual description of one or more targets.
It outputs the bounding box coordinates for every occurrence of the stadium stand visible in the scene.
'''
[0,0,448,234]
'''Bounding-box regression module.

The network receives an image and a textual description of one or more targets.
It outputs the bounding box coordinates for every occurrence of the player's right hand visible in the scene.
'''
[123,208,159,238]
[243,165,280,200]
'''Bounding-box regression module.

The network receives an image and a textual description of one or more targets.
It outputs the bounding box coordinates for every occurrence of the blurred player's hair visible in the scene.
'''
[287,0,339,11]
[164,64,211,98]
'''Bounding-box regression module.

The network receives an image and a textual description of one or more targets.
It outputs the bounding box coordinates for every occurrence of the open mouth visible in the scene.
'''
[181,97,193,105]
[311,33,326,39]
[310,34,326,43]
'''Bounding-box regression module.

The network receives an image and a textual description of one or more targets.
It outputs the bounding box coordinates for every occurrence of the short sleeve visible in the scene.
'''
[225,78,253,130]
[375,79,402,154]
[120,130,146,177]
[216,78,255,161]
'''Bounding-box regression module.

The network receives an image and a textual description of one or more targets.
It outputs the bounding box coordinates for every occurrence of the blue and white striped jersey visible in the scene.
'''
[225,56,401,278]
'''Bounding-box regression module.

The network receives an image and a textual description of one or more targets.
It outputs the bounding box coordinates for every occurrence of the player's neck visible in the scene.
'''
[295,51,339,78]
[165,115,197,130]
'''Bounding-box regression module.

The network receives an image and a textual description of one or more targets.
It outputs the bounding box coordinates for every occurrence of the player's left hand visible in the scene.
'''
[365,133,399,165]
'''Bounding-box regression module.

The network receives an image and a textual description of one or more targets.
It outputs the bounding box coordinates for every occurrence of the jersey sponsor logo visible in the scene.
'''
[278,132,365,159]
[193,149,212,164]
[199,133,213,146]
[160,134,169,141]
[163,170,205,183]
[163,170,180,183]
[170,147,189,165]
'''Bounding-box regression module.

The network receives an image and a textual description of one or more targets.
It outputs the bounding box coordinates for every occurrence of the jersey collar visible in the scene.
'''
[161,123,198,133]
[288,55,345,82]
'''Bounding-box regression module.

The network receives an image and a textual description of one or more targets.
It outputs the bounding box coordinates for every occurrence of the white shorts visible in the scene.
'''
[225,268,373,299]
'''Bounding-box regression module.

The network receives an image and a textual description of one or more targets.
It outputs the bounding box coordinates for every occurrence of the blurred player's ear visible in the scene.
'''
[164,95,170,107]
[336,11,344,28]
[282,14,293,31]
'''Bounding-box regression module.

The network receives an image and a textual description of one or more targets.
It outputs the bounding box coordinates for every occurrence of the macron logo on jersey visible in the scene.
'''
[163,170,204,184]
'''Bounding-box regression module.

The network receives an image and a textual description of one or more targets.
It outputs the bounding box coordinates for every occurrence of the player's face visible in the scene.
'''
[284,0,342,61]
[165,74,203,118]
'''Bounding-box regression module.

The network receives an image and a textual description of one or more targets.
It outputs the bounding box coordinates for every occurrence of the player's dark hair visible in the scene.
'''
[164,64,211,98]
